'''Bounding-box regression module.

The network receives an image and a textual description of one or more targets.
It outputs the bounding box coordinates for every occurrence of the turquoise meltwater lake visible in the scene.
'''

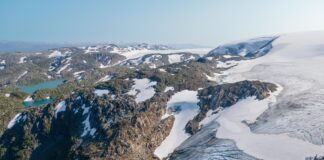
[19,79,65,107]
[19,79,65,94]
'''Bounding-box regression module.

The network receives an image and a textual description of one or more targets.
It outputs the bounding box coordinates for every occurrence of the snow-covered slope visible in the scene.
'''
[207,37,277,58]
[171,31,324,160]
[155,90,199,159]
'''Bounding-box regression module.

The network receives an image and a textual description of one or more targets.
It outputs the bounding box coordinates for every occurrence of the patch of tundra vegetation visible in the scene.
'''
[0,87,28,135]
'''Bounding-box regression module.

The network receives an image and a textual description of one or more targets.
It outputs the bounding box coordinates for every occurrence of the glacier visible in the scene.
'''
[222,31,324,146]
[170,31,324,160]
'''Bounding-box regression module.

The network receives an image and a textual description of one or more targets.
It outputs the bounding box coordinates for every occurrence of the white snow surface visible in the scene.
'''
[164,86,174,92]
[57,63,70,74]
[0,60,5,64]
[97,75,113,83]
[18,56,27,63]
[168,54,182,64]
[73,71,85,80]
[24,96,33,102]
[56,57,72,74]
[155,90,199,159]
[159,68,167,72]
[7,113,24,129]
[209,31,324,159]
[55,101,66,117]
[204,73,220,82]
[127,78,157,103]
[48,50,62,58]
[223,55,235,59]
[16,71,28,82]
[81,105,96,137]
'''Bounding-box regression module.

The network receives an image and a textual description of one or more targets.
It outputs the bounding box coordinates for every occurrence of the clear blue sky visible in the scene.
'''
[1,0,324,46]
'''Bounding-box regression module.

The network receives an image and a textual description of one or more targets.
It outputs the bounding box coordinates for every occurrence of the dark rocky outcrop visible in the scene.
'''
[306,156,324,160]
[207,37,278,59]
[0,89,174,160]
[185,80,277,134]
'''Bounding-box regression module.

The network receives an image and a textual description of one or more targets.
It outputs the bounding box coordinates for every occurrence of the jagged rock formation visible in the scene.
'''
[0,89,174,159]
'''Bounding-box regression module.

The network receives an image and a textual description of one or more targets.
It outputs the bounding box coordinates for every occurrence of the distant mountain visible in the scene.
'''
[0,42,211,86]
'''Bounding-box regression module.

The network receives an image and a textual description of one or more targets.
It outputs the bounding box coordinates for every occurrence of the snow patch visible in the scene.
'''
[168,54,182,64]
[204,73,219,82]
[7,113,27,129]
[81,107,96,137]
[0,60,6,64]
[223,55,234,59]
[24,96,33,102]
[18,56,27,63]
[159,68,167,72]
[73,71,85,80]
[53,57,72,74]
[155,90,199,159]
[16,71,28,82]
[164,86,174,92]
[55,101,66,117]
[48,50,62,58]
[127,78,157,103]
[97,75,113,83]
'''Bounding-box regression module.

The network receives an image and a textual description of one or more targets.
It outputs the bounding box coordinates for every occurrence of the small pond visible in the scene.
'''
[23,99,53,107]
[19,79,65,94]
